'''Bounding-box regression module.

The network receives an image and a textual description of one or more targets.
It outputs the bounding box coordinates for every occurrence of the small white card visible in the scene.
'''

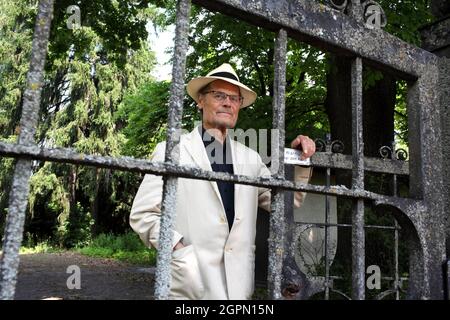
[284,148,311,166]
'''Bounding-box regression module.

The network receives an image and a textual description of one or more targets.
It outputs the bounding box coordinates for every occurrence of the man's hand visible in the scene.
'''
[291,135,316,160]
[173,241,185,251]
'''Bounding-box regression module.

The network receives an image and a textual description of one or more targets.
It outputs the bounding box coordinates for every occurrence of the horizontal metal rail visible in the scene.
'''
[0,141,408,201]
[192,0,438,79]
[296,221,401,231]
[311,152,409,175]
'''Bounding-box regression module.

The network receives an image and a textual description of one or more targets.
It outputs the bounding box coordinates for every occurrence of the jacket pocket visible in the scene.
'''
[169,245,205,300]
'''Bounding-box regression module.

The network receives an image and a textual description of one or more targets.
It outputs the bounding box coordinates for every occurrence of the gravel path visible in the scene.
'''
[14,252,155,300]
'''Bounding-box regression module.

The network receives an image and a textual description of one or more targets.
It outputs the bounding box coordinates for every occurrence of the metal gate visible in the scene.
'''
[0,0,447,300]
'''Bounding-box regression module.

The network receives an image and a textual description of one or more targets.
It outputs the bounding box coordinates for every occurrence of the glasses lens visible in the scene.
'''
[209,91,242,105]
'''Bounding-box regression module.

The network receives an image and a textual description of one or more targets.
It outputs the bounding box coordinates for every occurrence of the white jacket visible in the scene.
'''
[130,126,311,299]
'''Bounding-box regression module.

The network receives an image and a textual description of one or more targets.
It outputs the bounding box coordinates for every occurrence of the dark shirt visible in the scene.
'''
[200,126,235,230]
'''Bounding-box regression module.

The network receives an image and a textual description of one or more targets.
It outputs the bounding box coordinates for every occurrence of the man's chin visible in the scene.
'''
[214,120,236,129]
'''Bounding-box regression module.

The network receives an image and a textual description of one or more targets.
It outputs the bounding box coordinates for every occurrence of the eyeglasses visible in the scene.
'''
[203,90,243,105]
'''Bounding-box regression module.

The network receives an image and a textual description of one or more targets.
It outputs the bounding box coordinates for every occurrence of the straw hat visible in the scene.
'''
[186,63,257,108]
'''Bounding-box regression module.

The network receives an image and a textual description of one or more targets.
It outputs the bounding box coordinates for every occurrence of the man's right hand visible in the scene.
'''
[173,241,185,251]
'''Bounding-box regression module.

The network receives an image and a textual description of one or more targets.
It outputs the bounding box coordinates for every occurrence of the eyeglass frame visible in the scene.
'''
[202,90,244,106]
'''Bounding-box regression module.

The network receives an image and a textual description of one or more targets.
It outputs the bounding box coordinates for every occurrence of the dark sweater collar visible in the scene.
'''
[199,125,229,148]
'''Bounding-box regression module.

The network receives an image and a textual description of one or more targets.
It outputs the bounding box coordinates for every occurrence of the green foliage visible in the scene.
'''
[117,80,170,158]
[48,0,157,68]
[380,0,433,46]
[394,81,408,146]
[60,202,94,248]
[77,232,157,265]
[20,239,62,254]
[186,6,329,145]
[0,0,170,244]
[0,0,36,138]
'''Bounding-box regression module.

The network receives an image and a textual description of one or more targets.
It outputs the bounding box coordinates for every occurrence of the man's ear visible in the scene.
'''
[197,94,204,109]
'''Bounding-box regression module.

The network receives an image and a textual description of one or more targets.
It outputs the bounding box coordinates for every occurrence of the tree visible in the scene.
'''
[0,0,37,235]
[1,0,166,246]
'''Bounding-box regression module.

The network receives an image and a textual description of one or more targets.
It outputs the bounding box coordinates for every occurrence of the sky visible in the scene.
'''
[146,23,175,81]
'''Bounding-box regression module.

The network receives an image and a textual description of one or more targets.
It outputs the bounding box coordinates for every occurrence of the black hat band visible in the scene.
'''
[209,72,239,82]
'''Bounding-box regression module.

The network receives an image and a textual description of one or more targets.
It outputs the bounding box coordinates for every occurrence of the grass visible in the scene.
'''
[76,232,157,266]
[16,232,157,266]
[19,242,62,254]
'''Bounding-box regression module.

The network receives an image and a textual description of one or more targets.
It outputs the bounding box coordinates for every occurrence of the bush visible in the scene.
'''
[77,232,156,265]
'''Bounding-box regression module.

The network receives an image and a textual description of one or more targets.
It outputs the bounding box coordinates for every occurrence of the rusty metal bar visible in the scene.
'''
[351,57,365,300]
[191,0,435,79]
[296,221,400,230]
[268,28,287,300]
[311,152,409,175]
[324,163,331,300]
[154,0,191,300]
[0,140,409,175]
[0,141,415,202]
[0,0,54,300]
[391,140,400,300]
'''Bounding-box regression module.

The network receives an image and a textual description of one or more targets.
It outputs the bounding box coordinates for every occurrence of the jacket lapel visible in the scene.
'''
[183,126,224,209]
[230,139,242,223]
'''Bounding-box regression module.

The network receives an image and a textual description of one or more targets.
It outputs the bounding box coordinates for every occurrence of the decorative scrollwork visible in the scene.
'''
[379,146,392,159]
[327,0,348,12]
[379,145,408,161]
[395,148,408,161]
[314,136,345,154]
[331,140,345,153]
[315,138,327,152]
[325,0,387,29]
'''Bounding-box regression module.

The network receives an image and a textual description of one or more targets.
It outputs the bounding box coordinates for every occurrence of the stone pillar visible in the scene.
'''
[420,0,450,258]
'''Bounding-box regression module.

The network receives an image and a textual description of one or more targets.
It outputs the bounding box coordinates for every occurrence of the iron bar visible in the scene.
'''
[0,140,410,175]
[296,221,400,231]
[324,134,332,300]
[311,151,409,175]
[268,28,287,300]
[351,57,365,300]
[154,0,191,300]
[391,141,401,300]
[0,141,415,202]
[0,0,54,300]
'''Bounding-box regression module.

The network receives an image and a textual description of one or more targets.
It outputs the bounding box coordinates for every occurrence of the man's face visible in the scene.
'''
[198,80,241,130]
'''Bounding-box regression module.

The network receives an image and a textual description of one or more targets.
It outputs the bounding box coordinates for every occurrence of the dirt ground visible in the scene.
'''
[14,251,155,300]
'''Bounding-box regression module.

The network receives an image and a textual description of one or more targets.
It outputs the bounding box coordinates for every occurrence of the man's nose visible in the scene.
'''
[222,98,233,107]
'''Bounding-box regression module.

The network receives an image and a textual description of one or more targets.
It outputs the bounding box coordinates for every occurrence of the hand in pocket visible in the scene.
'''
[170,245,205,299]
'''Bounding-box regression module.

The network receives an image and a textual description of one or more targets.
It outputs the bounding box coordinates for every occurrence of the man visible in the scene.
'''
[130,63,315,299]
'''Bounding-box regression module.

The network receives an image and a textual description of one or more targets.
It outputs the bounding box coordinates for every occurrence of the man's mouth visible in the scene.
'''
[216,112,232,117]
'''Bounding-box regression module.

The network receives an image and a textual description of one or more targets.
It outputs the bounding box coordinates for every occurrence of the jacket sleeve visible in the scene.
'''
[257,160,313,212]
[129,142,183,250]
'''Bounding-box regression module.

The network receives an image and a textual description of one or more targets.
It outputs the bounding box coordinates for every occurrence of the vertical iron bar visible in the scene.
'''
[351,57,365,300]
[391,141,400,300]
[154,0,191,300]
[0,0,54,300]
[324,134,331,300]
[394,219,400,300]
[268,29,287,300]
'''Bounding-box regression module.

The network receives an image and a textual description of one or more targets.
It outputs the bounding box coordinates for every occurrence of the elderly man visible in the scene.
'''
[130,63,315,299]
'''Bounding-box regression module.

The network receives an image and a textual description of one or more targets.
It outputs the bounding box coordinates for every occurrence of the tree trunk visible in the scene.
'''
[91,168,100,236]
